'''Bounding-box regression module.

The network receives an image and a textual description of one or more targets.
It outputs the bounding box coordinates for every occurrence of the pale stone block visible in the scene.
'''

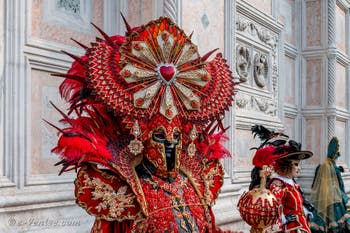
[335,62,346,109]
[235,128,257,169]
[0,0,4,176]
[127,0,153,26]
[306,59,322,106]
[30,69,67,175]
[305,118,322,164]
[305,0,322,47]
[31,0,103,47]
[336,5,346,53]
[182,0,225,54]
[278,0,295,45]
[284,55,295,104]
[284,117,296,139]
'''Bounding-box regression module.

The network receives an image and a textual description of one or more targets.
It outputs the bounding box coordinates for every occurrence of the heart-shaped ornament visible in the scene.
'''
[159,65,176,82]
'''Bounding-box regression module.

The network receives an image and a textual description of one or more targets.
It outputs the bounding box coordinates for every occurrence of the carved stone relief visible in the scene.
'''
[236,45,251,82]
[57,0,81,14]
[235,14,280,118]
[236,16,278,74]
[237,17,278,50]
[235,93,250,109]
[252,96,276,116]
[235,93,276,116]
[43,0,93,34]
[253,53,268,88]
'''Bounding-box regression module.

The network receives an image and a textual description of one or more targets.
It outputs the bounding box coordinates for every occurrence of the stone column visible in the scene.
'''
[327,0,337,140]
[163,0,181,25]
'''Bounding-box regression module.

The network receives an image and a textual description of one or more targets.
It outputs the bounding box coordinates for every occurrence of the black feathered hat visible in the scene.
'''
[251,125,312,168]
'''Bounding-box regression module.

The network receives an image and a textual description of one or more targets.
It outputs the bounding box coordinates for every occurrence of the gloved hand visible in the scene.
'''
[307,212,314,221]
[285,213,297,224]
[339,166,344,172]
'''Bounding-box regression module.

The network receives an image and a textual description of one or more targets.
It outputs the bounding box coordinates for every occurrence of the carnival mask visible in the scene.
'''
[144,125,182,177]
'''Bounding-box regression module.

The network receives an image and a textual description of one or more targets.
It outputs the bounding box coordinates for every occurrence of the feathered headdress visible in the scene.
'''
[50,16,237,174]
[251,125,312,168]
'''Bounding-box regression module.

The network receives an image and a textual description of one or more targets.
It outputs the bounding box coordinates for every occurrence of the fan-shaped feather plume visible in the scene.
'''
[251,125,275,141]
[251,125,290,151]
[49,103,128,175]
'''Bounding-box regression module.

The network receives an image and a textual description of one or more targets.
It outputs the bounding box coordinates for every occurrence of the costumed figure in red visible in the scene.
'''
[49,16,237,233]
[238,125,314,233]
[238,125,291,233]
[267,136,314,232]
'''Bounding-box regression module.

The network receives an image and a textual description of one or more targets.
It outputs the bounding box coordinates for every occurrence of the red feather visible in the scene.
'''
[59,55,88,102]
[50,104,127,173]
[197,132,230,160]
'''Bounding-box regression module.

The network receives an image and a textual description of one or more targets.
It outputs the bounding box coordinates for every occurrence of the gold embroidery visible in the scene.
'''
[82,174,136,218]
[171,196,197,233]
[203,164,218,204]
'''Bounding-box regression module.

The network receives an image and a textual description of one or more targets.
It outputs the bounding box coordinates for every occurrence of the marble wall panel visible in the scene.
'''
[284,55,296,105]
[31,0,103,47]
[305,58,322,106]
[277,0,295,45]
[235,128,258,169]
[335,120,346,165]
[336,5,346,53]
[305,0,322,47]
[0,0,4,176]
[182,0,225,54]
[284,117,296,139]
[243,0,272,16]
[305,118,322,164]
[335,62,346,109]
[31,69,66,175]
[127,0,153,27]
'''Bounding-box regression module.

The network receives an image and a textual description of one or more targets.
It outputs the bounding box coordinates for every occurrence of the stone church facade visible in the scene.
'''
[0,0,349,232]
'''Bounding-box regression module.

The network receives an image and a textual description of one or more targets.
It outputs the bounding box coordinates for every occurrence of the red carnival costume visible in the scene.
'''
[266,137,313,233]
[238,125,314,233]
[50,16,237,233]
[269,176,311,233]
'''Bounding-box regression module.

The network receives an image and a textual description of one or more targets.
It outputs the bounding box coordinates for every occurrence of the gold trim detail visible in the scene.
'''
[82,174,135,218]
